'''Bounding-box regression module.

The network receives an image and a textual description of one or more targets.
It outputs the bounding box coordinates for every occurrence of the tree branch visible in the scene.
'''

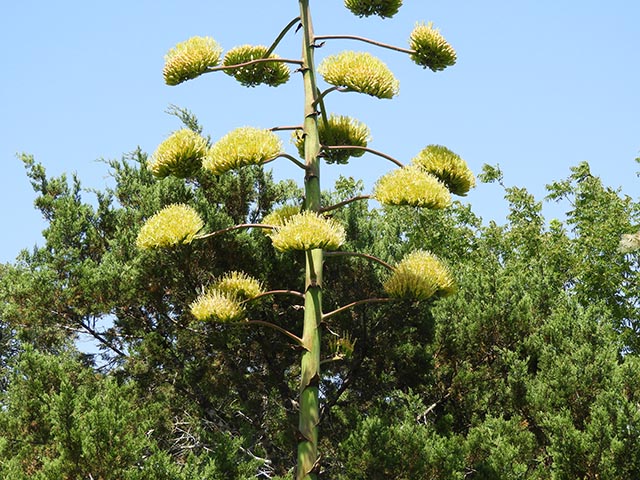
[242,320,306,348]
[324,251,395,271]
[322,298,393,321]
[313,86,349,108]
[195,223,274,241]
[319,195,370,213]
[262,153,307,170]
[314,34,415,55]
[323,145,404,168]
[265,16,302,57]
[245,289,306,303]
[270,125,303,132]
[208,57,304,74]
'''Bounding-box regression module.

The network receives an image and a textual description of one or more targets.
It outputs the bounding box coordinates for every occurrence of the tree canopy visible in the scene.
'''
[1,152,639,478]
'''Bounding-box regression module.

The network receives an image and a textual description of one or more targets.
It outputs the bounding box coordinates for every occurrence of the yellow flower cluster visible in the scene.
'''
[292,114,371,164]
[318,51,399,99]
[190,271,263,322]
[270,211,346,252]
[190,290,245,322]
[223,45,290,87]
[163,36,222,86]
[384,250,455,300]
[412,145,475,196]
[148,129,208,178]
[344,0,403,18]
[373,165,451,209]
[136,204,204,249]
[262,205,301,228]
[203,127,282,175]
[211,271,264,301]
[409,22,457,72]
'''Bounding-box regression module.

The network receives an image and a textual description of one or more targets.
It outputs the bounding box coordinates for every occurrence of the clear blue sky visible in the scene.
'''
[2,1,639,263]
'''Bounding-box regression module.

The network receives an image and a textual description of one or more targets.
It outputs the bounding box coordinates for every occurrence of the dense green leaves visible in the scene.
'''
[1,155,639,477]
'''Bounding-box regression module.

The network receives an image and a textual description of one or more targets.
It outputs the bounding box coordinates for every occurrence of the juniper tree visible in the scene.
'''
[136,1,473,477]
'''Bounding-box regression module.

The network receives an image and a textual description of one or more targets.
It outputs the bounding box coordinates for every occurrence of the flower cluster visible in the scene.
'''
[293,114,371,164]
[190,271,264,322]
[318,51,399,99]
[384,250,456,300]
[619,232,640,254]
[148,129,208,178]
[163,36,222,86]
[373,165,451,209]
[269,211,346,252]
[203,127,282,175]
[190,290,245,322]
[211,271,265,301]
[223,45,290,87]
[136,204,204,249]
[262,205,301,228]
[409,22,457,72]
[344,0,403,18]
[412,144,475,196]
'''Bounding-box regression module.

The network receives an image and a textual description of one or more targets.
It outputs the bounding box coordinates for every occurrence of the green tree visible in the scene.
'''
[332,161,640,478]
[3,152,639,476]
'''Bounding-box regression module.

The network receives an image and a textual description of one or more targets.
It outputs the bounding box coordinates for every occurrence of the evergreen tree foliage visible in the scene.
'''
[2,155,639,477]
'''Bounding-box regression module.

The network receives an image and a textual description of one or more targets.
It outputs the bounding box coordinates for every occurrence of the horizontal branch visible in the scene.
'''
[242,319,306,348]
[323,145,404,168]
[208,57,304,74]
[195,223,274,241]
[319,195,371,213]
[322,297,394,321]
[324,251,395,271]
[314,34,415,55]
[245,289,306,302]
[270,125,303,132]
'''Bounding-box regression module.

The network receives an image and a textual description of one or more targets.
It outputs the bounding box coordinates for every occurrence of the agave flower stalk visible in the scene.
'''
[297,2,323,478]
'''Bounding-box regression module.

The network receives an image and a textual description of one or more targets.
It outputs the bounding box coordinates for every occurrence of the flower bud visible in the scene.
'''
[412,145,475,196]
[223,45,290,87]
[384,250,456,300]
[270,211,346,252]
[262,205,301,228]
[211,271,264,301]
[292,114,371,164]
[203,127,282,175]
[373,166,451,209]
[190,290,245,322]
[409,22,456,72]
[344,0,403,18]
[319,51,399,99]
[136,204,204,249]
[148,129,208,178]
[163,36,222,86]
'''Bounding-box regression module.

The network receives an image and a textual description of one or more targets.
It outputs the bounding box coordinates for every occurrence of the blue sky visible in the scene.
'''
[2,1,639,264]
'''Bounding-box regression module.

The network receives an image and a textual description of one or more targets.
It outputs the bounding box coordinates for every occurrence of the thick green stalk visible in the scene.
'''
[297,1,322,479]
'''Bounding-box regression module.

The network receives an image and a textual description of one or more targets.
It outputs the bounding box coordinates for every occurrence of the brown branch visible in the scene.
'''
[262,153,307,170]
[322,297,393,321]
[323,145,404,168]
[324,251,395,271]
[208,57,304,73]
[270,125,303,132]
[319,195,371,213]
[245,289,306,303]
[314,34,415,55]
[195,223,274,241]
[242,320,306,348]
